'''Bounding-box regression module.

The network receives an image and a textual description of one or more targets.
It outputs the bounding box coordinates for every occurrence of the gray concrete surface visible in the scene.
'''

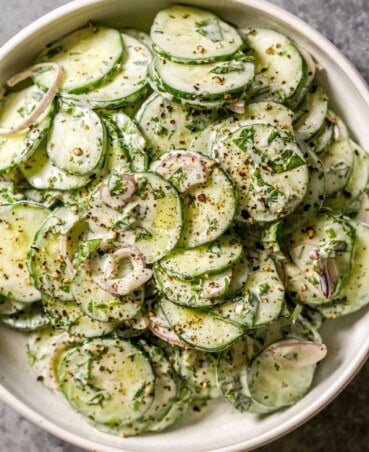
[0,0,368,450]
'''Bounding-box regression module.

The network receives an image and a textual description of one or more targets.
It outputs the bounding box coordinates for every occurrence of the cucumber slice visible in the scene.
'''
[47,105,106,176]
[216,124,309,222]
[2,302,49,331]
[253,315,323,347]
[58,338,156,427]
[68,312,118,338]
[43,296,82,328]
[294,85,328,141]
[307,120,333,154]
[63,34,152,109]
[37,26,124,94]
[247,339,323,409]
[159,232,242,279]
[116,343,178,436]
[87,172,182,264]
[72,241,144,323]
[318,220,369,317]
[28,207,83,301]
[165,96,229,110]
[102,118,131,173]
[217,336,272,414]
[27,328,76,390]
[324,140,369,213]
[319,112,353,196]
[246,254,285,327]
[0,297,27,315]
[150,151,236,248]
[0,202,49,302]
[108,111,148,172]
[215,254,284,328]
[151,5,243,64]
[154,265,231,309]
[43,296,119,338]
[0,86,53,172]
[178,161,237,248]
[190,101,294,157]
[241,28,306,108]
[285,213,355,305]
[213,295,257,330]
[155,255,249,309]
[115,313,149,339]
[320,137,353,197]
[148,302,188,348]
[178,163,236,247]
[136,93,227,160]
[226,256,252,296]
[0,85,49,131]
[151,57,254,102]
[161,297,244,351]
[172,348,220,399]
[286,144,326,219]
[345,141,369,200]
[22,188,65,209]
[150,385,192,432]
[237,101,294,131]
[123,28,152,51]
[20,139,92,190]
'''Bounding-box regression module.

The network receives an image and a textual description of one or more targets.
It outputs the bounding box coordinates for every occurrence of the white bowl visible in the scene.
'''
[1,1,369,450]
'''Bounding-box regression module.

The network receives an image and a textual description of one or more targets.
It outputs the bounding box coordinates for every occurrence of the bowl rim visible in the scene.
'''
[1,0,369,450]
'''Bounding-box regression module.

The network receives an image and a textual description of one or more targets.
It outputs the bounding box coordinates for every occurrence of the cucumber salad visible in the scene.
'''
[0,4,368,437]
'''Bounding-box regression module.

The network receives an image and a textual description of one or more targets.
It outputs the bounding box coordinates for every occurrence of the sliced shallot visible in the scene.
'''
[310,250,339,299]
[318,258,337,299]
[268,339,327,368]
[0,63,63,136]
[226,99,246,114]
[149,308,188,348]
[93,245,152,296]
[99,174,137,209]
[291,244,339,299]
[152,151,211,192]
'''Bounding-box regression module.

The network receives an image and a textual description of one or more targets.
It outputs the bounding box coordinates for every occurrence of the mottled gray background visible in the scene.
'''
[0,0,368,451]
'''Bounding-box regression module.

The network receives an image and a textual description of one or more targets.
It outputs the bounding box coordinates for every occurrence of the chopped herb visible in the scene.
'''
[108,173,127,196]
[87,391,111,406]
[207,216,219,231]
[259,282,270,295]
[153,187,166,199]
[168,168,186,188]
[195,18,223,42]
[326,228,337,239]
[135,230,153,242]
[207,241,222,256]
[268,130,278,144]
[154,124,168,136]
[17,107,26,118]
[233,127,255,150]
[275,149,305,173]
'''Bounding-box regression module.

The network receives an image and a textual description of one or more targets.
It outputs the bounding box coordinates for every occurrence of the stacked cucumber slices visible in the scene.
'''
[0,4,368,437]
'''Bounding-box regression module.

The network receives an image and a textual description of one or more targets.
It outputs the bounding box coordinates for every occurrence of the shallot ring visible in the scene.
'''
[93,244,152,296]
[99,174,137,209]
[0,63,64,136]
